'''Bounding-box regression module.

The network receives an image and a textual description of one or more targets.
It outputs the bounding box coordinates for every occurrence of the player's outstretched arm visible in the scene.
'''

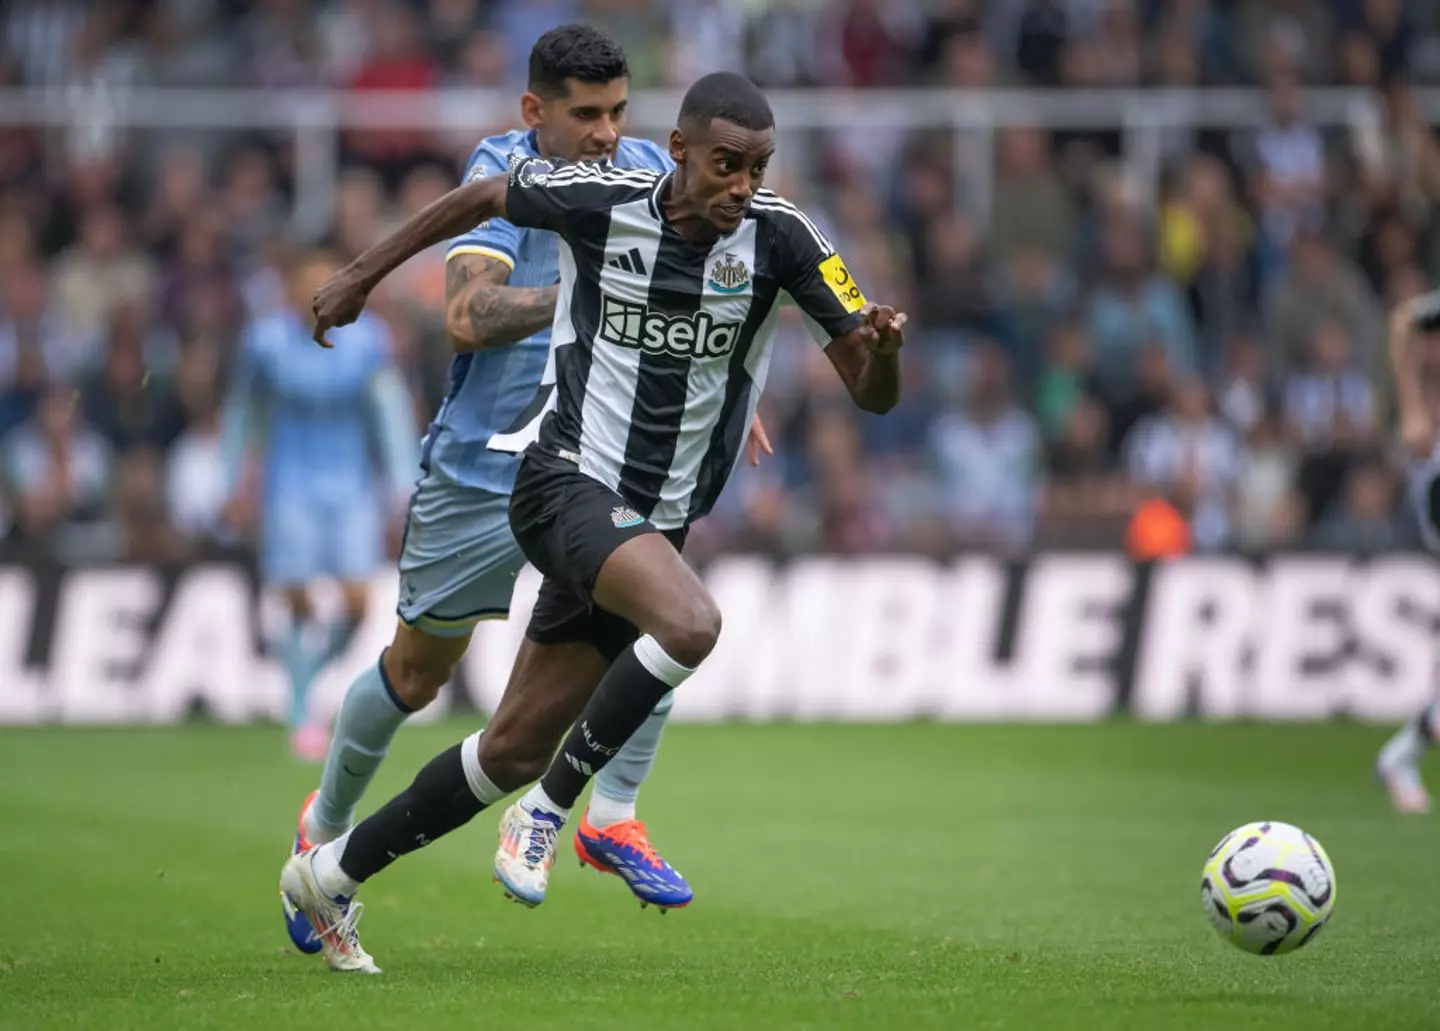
[444,254,558,353]
[313,175,510,346]
[1392,291,1440,458]
[823,303,906,415]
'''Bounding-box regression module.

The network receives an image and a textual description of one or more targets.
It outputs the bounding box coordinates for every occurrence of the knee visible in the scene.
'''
[382,644,452,711]
[477,724,551,791]
[652,593,722,669]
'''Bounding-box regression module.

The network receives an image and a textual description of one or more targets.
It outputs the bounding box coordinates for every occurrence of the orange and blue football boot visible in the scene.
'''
[573,808,693,911]
[281,790,325,953]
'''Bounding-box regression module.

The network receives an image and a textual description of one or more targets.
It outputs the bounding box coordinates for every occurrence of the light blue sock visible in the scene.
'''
[279,623,330,729]
[311,653,413,836]
[591,692,674,819]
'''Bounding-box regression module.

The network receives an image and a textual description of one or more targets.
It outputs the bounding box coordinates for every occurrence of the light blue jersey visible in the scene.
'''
[223,310,419,585]
[395,130,672,633]
[423,129,673,495]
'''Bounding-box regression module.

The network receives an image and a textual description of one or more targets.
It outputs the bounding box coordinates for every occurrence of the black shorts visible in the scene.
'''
[508,450,686,662]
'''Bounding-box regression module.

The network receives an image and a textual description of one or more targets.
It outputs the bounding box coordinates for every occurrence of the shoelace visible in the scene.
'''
[609,821,661,868]
[318,897,367,957]
[523,820,559,868]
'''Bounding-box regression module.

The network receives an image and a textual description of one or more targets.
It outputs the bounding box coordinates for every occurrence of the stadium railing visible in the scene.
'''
[0,85,1424,242]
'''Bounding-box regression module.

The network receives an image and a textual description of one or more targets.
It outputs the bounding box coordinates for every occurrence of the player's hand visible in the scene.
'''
[312,265,373,348]
[746,413,774,467]
[858,304,906,356]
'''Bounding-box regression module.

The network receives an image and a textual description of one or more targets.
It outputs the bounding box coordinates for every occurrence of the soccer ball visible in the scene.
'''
[1200,821,1336,955]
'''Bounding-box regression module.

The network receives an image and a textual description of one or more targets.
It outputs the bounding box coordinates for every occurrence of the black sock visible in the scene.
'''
[337,742,486,883]
[540,643,675,809]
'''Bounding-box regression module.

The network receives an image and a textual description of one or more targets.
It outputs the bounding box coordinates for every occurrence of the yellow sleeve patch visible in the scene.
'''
[818,253,866,314]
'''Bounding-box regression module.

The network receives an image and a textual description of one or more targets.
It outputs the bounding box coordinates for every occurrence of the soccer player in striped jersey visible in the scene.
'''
[1376,289,1440,813]
[221,248,417,763]
[284,71,905,971]
[279,28,771,963]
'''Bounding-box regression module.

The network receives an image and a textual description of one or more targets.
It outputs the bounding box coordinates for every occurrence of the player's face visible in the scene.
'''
[525,78,628,164]
[675,119,774,232]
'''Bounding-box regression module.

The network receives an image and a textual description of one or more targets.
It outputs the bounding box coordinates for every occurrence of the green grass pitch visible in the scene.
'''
[2,721,1438,1030]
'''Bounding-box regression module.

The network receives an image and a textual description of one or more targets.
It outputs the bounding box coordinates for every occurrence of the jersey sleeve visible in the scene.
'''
[503,156,626,239]
[447,145,521,270]
[768,201,868,343]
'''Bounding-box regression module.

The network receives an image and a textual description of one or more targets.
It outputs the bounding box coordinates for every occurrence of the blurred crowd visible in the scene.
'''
[3,0,1440,563]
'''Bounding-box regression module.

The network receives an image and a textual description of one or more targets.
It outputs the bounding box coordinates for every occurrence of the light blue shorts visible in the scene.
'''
[395,472,527,637]
[261,490,384,587]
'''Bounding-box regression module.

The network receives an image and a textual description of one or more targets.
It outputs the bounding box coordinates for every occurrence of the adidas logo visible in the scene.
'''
[606,247,648,276]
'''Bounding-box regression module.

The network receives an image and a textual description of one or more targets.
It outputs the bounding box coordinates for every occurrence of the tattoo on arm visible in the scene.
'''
[445,255,559,352]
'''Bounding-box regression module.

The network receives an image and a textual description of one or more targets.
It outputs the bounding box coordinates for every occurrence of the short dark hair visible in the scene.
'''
[678,72,774,134]
[528,24,629,100]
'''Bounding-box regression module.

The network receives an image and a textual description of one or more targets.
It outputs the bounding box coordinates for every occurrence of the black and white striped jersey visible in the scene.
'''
[486,155,869,530]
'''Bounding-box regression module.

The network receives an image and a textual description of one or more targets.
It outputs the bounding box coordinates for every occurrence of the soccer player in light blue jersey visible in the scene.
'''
[222,248,418,762]
[280,26,769,958]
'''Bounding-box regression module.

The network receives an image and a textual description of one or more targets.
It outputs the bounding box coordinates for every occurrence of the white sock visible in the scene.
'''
[310,833,361,898]
[460,730,510,806]
[302,805,345,846]
[586,790,637,829]
[519,783,571,821]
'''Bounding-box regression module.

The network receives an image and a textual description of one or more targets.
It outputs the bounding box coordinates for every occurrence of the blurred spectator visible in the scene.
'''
[1123,376,1241,550]
[990,126,1076,266]
[1308,459,1410,554]
[1263,230,1383,381]
[1087,218,1197,399]
[828,0,913,87]
[1238,68,1326,266]
[1106,341,1174,459]
[318,0,378,84]
[3,0,85,90]
[1338,30,1383,88]
[0,385,112,556]
[219,147,286,261]
[450,28,509,88]
[1014,0,1067,86]
[344,3,442,187]
[142,146,210,260]
[1353,76,1440,234]
[1215,335,1275,436]
[912,211,994,341]
[428,0,484,71]
[0,260,92,387]
[1039,394,1135,547]
[165,342,231,546]
[1232,412,1304,551]
[49,204,157,353]
[1282,320,1377,451]
[79,304,187,456]
[1344,0,1417,79]
[1162,156,1258,368]
[928,344,1041,553]
[1234,0,1333,84]
[0,343,46,442]
[1034,321,1095,439]
[113,446,189,563]
[243,0,322,89]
